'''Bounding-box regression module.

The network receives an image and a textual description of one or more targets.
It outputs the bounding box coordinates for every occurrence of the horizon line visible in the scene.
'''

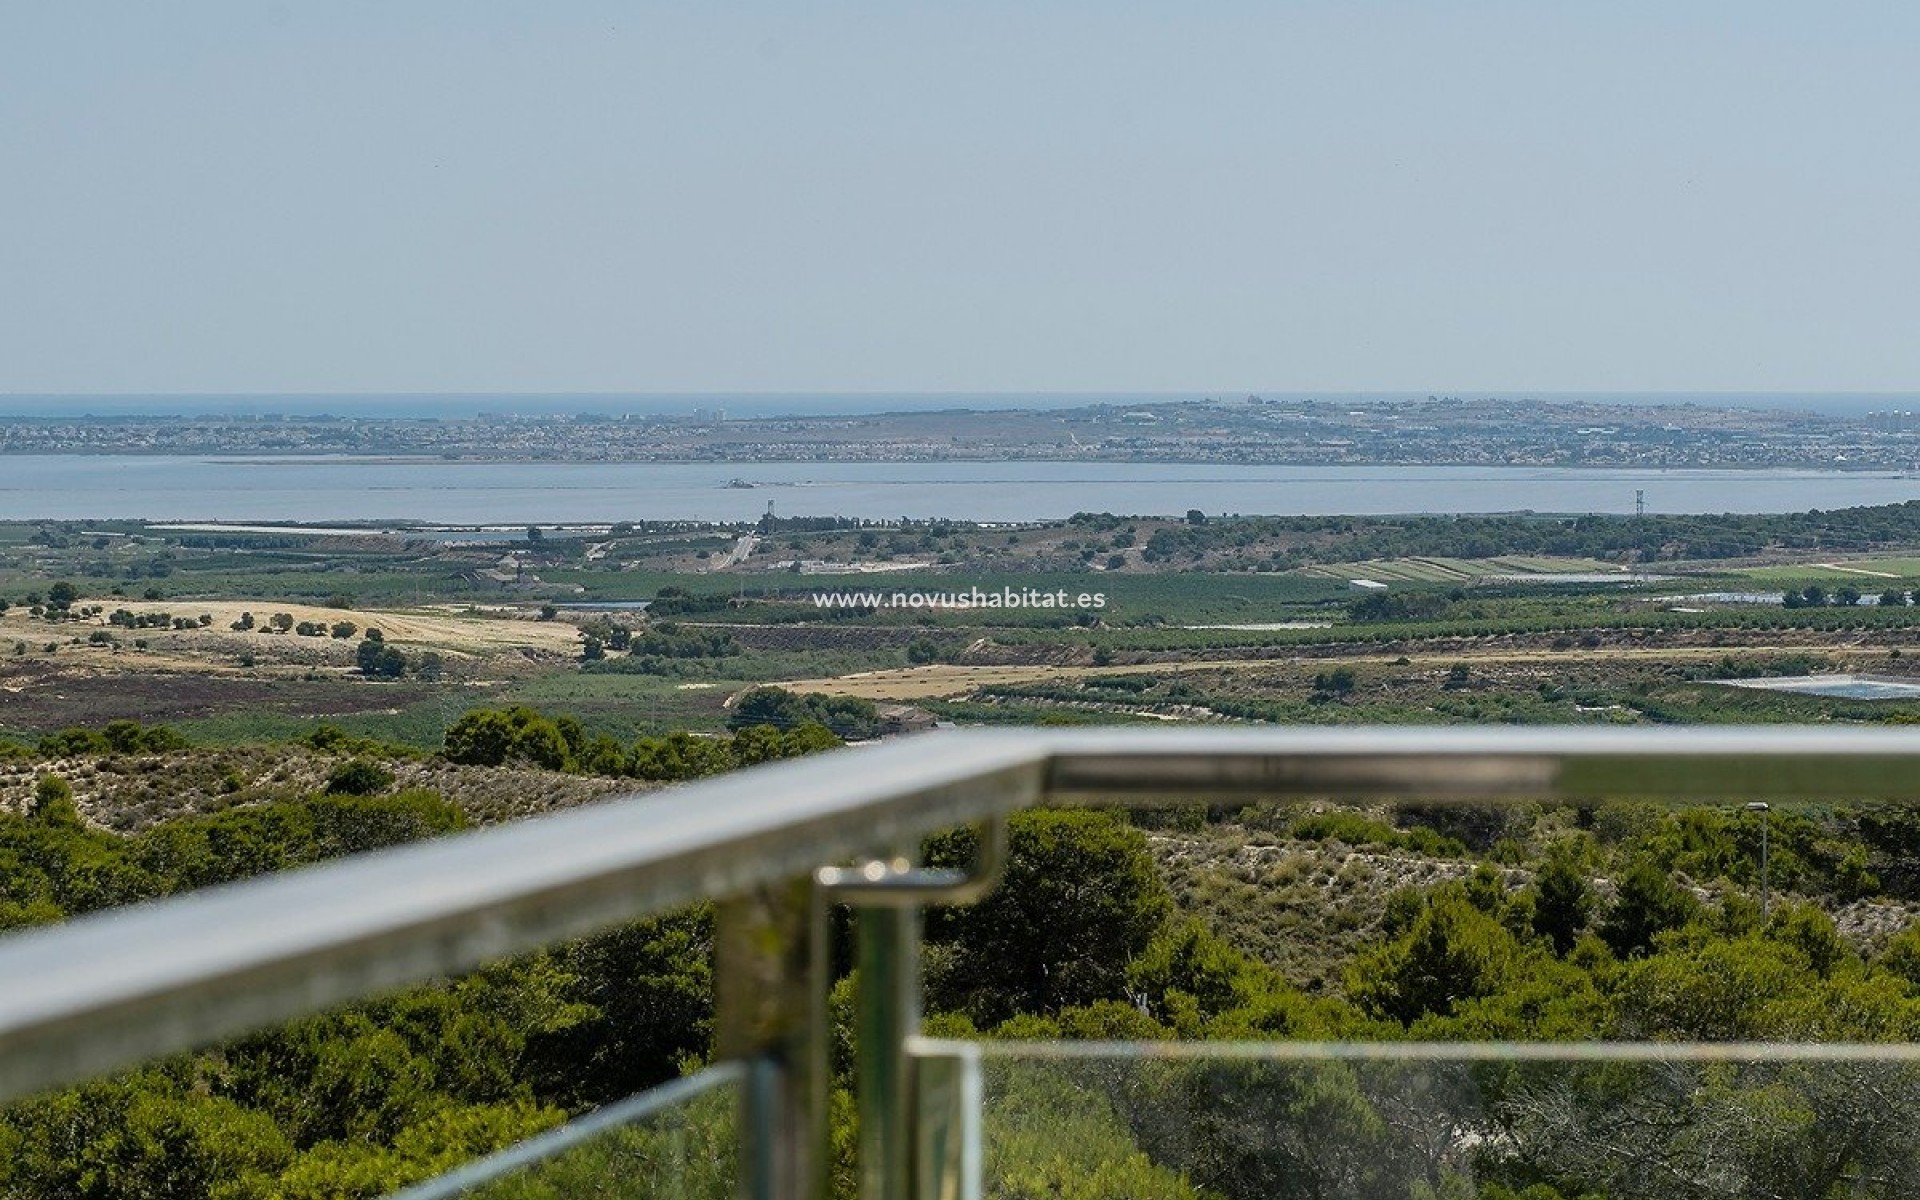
[7,388,1920,399]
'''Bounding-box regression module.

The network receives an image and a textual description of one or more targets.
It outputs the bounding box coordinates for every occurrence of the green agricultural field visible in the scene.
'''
[171,697,468,749]
[1303,555,1627,584]
[1304,560,1464,582]
[1830,557,1920,578]
[494,674,736,738]
[1486,554,1630,574]
[1737,562,1920,587]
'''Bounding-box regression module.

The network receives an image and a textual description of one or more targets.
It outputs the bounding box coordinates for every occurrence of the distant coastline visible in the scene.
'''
[5,390,1920,420]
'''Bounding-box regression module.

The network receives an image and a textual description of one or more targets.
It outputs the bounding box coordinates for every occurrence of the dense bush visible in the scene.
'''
[356,636,408,678]
[36,720,190,758]
[325,759,396,796]
[443,707,573,771]
[924,812,1173,1024]
[1290,810,1467,858]
[442,704,842,781]
[726,686,879,740]
[642,585,733,617]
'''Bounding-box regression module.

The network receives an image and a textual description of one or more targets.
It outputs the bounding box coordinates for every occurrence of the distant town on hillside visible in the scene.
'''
[7,396,1920,469]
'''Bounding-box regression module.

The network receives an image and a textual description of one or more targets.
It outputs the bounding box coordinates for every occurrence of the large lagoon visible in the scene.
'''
[1,456,1916,523]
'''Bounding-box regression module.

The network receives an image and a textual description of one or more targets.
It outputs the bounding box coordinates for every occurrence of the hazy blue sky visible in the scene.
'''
[3,3,1917,396]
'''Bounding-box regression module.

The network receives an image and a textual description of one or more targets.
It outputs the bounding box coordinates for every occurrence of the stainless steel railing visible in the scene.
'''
[4,726,1920,1198]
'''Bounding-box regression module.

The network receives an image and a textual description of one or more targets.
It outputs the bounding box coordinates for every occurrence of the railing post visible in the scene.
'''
[821,823,1006,1200]
[857,902,920,1200]
[716,877,827,1200]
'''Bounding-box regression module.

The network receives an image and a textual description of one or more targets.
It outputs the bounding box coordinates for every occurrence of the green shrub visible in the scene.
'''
[325,759,397,796]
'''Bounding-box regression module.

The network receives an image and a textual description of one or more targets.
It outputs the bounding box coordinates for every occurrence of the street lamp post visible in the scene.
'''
[1746,801,1771,920]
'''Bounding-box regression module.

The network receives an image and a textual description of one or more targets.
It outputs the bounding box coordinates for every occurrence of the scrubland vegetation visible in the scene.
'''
[5,702,1920,1197]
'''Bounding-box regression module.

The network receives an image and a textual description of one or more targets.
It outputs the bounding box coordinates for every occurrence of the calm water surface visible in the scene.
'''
[1,456,1915,522]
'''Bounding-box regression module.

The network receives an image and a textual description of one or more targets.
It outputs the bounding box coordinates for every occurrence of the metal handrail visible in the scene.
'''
[4,725,1919,1105]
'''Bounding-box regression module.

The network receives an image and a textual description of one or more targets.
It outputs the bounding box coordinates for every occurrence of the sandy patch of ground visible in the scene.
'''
[773,643,1839,700]
[774,661,1230,699]
[2,598,580,656]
